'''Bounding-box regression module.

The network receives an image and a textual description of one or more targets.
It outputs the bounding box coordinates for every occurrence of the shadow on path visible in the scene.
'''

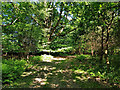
[7,56,109,88]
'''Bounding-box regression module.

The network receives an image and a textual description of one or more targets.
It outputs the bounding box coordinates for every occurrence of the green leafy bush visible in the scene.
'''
[59,53,69,56]
[109,55,120,69]
[75,54,90,61]
[73,54,120,87]
[2,59,27,84]
[29,56,42,64]
[28,55,54,64]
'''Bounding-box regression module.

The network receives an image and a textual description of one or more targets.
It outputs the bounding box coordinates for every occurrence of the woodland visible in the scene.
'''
[1,2,120,88]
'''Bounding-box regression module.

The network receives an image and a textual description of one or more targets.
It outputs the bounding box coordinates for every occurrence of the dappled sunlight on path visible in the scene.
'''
[8,56,109,88]
[52,57,66,60]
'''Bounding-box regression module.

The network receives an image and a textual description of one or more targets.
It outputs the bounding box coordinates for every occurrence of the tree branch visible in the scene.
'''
[49,2,64,41]
[1,3,19,27]
[49,10,69,41]
[0,18,19,27]
[105,11,115,43]
[31,16,42,26]
[59,27,78,37]
[50,27,64,42]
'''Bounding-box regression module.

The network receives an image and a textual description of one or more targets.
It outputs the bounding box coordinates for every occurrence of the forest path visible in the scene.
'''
[10,56,109,88]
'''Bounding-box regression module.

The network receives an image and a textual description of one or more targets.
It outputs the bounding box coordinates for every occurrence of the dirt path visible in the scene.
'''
[7,56,109,88]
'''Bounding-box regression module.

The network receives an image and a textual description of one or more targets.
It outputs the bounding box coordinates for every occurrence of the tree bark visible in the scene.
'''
[105,28,109,71]
[100,26,104,64]
[48,2,64,42]
[91,45,94,56]
[105,11,114,71]
[100,9,106,66]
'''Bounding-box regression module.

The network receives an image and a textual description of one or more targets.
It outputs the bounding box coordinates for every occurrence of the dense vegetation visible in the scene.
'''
[1,2,120,88]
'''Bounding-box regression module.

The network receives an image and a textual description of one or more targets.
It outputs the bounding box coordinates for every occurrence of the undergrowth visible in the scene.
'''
[71,54,120,88]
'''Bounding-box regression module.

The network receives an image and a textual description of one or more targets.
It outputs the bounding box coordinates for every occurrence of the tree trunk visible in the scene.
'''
[91,45,94,56]
[105,28,110,72]
[100,26,104,64]
[79,42,81,55]
[105,10,114,72]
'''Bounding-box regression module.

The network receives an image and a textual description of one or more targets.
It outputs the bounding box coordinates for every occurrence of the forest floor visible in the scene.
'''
[5,56,110,88]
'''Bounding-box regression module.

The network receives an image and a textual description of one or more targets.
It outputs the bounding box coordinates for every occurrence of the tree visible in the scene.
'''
[2,2,47,58]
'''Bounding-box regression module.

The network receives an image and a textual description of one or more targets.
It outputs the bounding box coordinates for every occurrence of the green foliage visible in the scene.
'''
[59,53,69,57]
[76,55,86,61]
[63,47,75,54]
[75,54,90,61]
[29,56,42,64]
[109,55,120,68]
[2,2,47,55]
[29,55,54,64]
[2,2,119,57]
[1,2,120,88]
[72,54,120,86]
[2,59,27,84]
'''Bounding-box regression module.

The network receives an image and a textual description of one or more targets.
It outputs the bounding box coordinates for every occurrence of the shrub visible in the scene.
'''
[75,54,90,61]
[2,59,27,84]
[29,56,42,64]
[109,55,120,69]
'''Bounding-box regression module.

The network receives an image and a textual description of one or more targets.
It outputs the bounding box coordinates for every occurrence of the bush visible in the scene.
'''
[29,56,42,64]
[59,53,69,56]
[75,54,90,61]
[2,59,27,84]
[29,55,54,63]
[109,55,120,69]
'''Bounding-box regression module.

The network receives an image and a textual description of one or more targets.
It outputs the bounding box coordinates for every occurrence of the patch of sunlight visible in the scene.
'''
[49,67,56,70]
[74,69,87,74]
[59,70,63,73]
[42,50,51,52]
[41,54,53,62]
[43,66,48,70]
[95,77,101,82]
[62,69,69,73]
[60,79,68,82]
[75,76,88,81]
[53,69,69,74]
[57,47,72,52]
[53,57,66,60]
[21,71,36,77]
[41,82,48,85]
[33,85,41,88]
[34,78,47,82]
[90,72,96,76]
[60,79,65,82]
[55,69,64,73]
[82,76,88,80]
[73,79,76,82]
[42,49,58,53]
[47,73,53,75]
[41,66,56,71]
[51,83,59,88]
[76,76,83,80]
[53,70,59,73]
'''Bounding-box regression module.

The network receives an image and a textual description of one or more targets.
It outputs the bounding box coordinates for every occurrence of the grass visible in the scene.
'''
[3,54,120,88]
[70,54,120,88]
